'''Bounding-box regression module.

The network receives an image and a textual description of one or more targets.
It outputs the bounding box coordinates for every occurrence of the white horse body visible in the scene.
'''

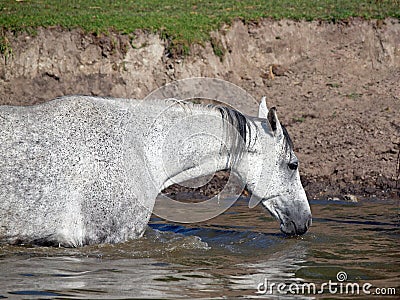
[0,96,311,246]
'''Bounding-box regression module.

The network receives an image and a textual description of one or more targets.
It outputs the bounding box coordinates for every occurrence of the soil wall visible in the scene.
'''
[1,18,399,199]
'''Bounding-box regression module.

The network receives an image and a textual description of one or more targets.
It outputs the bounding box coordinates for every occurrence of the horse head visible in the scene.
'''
[237,97,312,235]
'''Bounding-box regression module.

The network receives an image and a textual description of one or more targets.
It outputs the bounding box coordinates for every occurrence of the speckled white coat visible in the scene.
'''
[0,96,311,246]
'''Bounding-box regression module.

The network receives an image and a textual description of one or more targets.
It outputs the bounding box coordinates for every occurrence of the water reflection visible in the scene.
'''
[0,198,398,298]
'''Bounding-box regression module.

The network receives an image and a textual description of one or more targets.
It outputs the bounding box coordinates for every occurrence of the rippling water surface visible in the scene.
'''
[0,197,399,299]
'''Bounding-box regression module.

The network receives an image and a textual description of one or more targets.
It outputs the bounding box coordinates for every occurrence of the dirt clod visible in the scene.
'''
[271,64,288,76]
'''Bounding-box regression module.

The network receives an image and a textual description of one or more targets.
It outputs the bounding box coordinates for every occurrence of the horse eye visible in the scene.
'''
[288,161,298,170]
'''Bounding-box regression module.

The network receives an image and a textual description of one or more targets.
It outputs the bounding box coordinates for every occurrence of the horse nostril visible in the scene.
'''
[306,217,312,229]
[291,216,312,235]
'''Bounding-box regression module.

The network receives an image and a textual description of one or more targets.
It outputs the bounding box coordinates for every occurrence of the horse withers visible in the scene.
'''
[0,95,311,246]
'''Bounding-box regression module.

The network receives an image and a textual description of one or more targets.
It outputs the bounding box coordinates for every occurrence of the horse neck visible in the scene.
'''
[143,102,252,190]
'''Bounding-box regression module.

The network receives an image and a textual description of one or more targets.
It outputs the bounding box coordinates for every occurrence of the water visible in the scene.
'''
[0,197,398,299]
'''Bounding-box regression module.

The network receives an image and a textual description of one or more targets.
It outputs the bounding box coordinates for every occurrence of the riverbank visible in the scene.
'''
[0,18,399,200]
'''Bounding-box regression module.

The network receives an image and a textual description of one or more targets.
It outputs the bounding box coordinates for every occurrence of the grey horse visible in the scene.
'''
[0,96,311,246]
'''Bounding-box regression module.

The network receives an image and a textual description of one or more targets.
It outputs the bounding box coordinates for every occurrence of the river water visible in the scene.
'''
[0,196,398,299]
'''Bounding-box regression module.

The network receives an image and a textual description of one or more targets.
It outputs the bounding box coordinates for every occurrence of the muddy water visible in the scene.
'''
[0,197,398,299]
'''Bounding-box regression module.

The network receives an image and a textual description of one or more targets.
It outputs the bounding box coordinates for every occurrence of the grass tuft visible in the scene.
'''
[0,32,12,62]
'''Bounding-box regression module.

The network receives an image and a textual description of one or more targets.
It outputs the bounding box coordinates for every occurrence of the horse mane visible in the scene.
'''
[153,98,253,168]
[57,96,292,160]
[214,105,253,168]
[282,124,294,153]
[216,102,295,162]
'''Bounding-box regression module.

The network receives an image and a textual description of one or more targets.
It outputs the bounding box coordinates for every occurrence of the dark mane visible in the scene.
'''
[215,104,294,159]
[216,106,251,146]
[215,106,253,167]
[282,125,294,153]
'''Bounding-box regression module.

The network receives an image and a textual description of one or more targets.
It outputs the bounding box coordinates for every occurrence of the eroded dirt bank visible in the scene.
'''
[0,18,399,199]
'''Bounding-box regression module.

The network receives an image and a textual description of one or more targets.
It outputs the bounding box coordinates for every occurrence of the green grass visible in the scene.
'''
[0,0,399,46]
[0,33,12,61]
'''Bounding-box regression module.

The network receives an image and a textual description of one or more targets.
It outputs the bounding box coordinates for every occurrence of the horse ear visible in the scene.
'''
[267,107,283,136]
[258,96,268,119]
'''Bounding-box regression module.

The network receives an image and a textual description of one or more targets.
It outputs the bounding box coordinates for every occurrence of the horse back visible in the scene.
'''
[0,96,150,246]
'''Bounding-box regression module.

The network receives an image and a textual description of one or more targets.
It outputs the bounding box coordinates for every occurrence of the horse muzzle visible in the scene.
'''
[262,196,312,236]
[280,215,312,236]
